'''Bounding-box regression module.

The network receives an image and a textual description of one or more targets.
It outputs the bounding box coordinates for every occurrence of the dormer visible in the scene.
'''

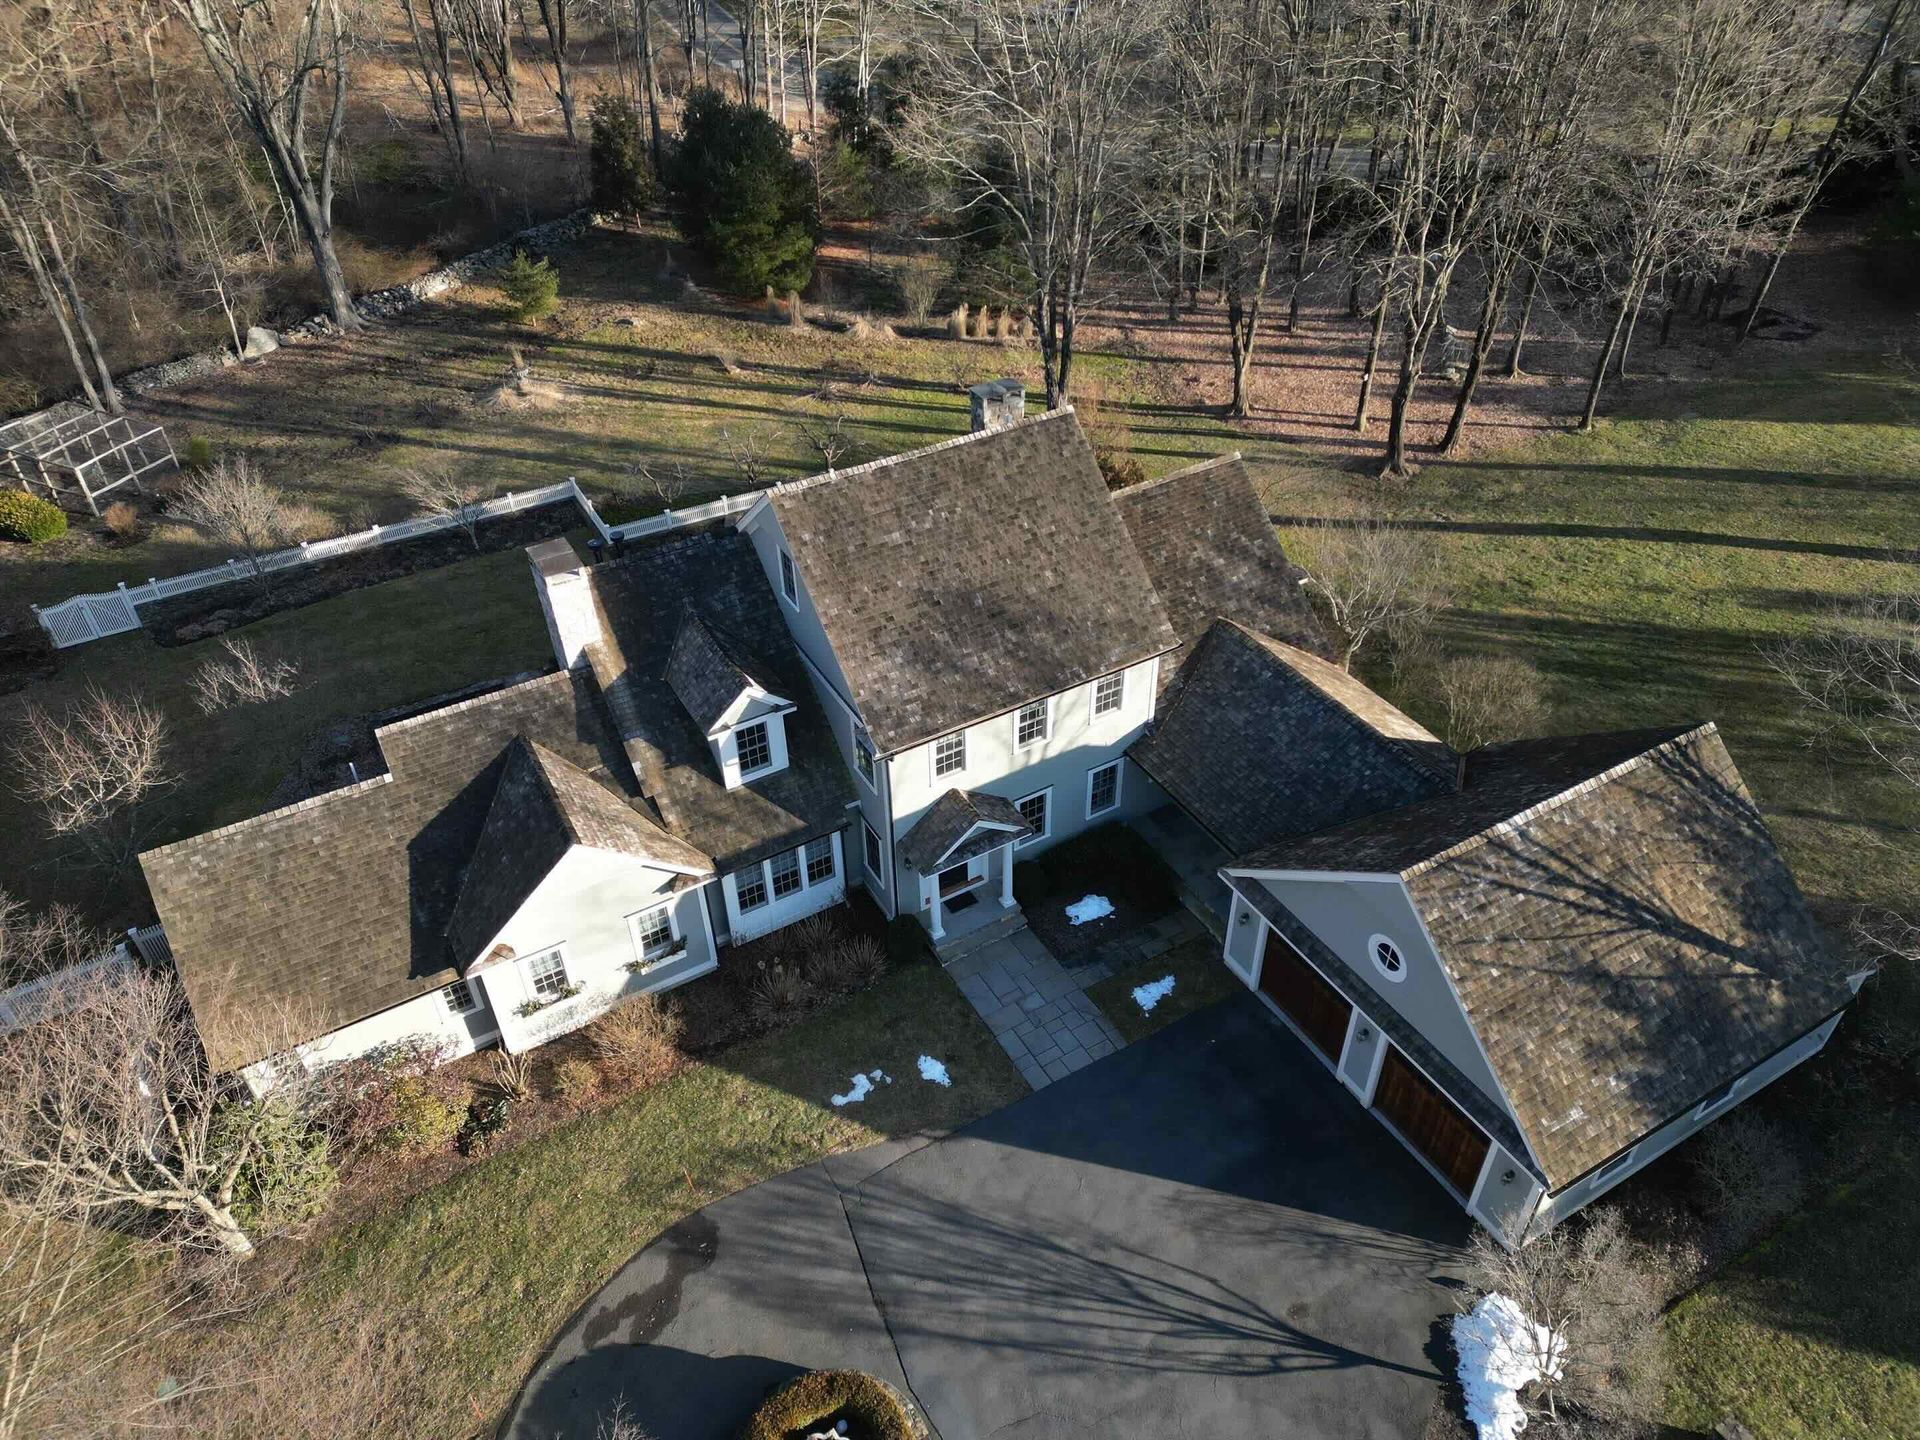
[665,612,794,789]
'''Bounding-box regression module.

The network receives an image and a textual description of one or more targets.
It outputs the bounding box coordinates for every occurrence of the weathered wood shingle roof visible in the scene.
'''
[1130,619,1457,854]
[1237,725,1853,1188]
[767,410,1178,754]
[897,788,1034,872]
[665,612,768,734]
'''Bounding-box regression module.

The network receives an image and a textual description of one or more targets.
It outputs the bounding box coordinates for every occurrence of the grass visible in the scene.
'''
[1084,936,1244,1044]
[248,962,1025,1437]
[0,546,553,927]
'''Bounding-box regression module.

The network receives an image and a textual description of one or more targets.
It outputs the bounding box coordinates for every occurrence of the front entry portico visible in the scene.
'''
[923,838,1019,942]
[895,787,1037,944]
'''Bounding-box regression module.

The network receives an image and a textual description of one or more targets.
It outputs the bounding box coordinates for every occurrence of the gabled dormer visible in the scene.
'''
[666,612,794,789]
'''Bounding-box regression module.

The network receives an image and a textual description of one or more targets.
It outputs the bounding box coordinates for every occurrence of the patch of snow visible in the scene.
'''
[1452,1293,1565,1440]
[1131,975,1176,1014]
[917,1055,953,1087]
[1065,894,1115,926]
[830,1069,892,1107]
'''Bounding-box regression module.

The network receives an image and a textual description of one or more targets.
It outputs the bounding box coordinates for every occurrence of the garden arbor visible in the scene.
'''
[0,403,178,517]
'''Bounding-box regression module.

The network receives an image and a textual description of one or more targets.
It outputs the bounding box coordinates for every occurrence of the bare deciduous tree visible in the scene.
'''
[174,456,321,592]
[799,410,856,471]
[401,464,496,549]
[1434,654,1551,750]
[191,636,301,714]
[1766,585,1920,796]
[0,892,105,987]
[721,425,777,487]
[9,688,173,870]
[1298,518,1448,672]
[624,456,694,509]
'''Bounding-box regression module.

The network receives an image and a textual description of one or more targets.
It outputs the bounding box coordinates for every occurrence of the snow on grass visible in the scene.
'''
[1065,894,1115,926]
[830,1069,892,1107]
[917,1055,952,1087]
[1131,975,1176,1014]
[1453,1293,1565,1440]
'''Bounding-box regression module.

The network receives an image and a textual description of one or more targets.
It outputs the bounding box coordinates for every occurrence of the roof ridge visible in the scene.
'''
[373,670,568,744]
[516,736,580,842]
[1106,451,1244,498]
[767,406,1077,500]
[1401,721,1720,879]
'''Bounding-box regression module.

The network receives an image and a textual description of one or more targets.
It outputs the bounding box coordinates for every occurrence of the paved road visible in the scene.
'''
[506,995,1466,1440]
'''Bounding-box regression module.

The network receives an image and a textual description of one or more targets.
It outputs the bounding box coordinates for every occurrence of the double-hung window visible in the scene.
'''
[735,869,769,912]
[1092,672,1125,716]
[442,979,478,1016]
[933,731,966,778]
[863,819,884,877]
[1016,789,1050,847]
[628,904,678,965]
[805,836,836,885]
[855,733,876,787]
[528,948,570,1001]
[779,550,799,605]
[1086,760,1122,817]
[1015,699,1050,747]
[770,847,804,899]
[735,720,773,776]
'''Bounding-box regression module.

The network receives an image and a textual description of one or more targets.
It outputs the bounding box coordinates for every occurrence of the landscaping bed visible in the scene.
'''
[140,500,581,645]
[1084,936,1243,1045]
[1012,821,1181,966]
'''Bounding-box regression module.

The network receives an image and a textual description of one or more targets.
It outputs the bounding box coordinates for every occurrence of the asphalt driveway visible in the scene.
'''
[507,994,1468,1440]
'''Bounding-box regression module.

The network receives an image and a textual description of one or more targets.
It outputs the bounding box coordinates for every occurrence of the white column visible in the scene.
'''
[926,875,945,940]
[999,843,1016,908]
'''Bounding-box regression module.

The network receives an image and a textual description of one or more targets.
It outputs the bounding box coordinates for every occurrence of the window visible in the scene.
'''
[1092,672,1125,716]
[933,731,966,778]
[735,869,769,912]
[1016,789,1050,847]
[528,949,569,1000]
[863,819,884,878]
[779,549,798,605]
[735,720,772,775]
[805,835,836,885]
[1015,699,1051,747]
[1369,935,1407,983]
[628,904,677,963]
[855,733,876,787]
[1086,760,1122,817]
[442,979,478,1016]
[771,847,803,899]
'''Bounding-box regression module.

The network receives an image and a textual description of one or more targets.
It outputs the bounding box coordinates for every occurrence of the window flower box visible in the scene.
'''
[514,982,582,1018]
[627,945,690,976]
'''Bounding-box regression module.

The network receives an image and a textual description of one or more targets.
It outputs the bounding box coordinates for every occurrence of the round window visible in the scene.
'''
[1369,934,1407,983]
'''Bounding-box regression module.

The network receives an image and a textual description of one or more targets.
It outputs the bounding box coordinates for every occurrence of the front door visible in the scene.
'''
[1372,1047,1491,1198]
[1256,939,1353,1064]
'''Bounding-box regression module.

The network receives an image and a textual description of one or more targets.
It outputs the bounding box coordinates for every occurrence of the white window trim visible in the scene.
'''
[1367,932,1409,985]
[1091,671,1126,718]
[862,818,885,881]
[1085,759,1123,819]
[734,719,775,777]
[526,945,571,999]
[769,846,804,900]
[931,729,967,782]
[1015,787,1051,847]
[779,549,799,607]
[626,900,683,969]
[854,731,877,791]
[1014,696,1053,749]
[732,867,771,913]
[804,834,837,885]
[442,979,480,1016]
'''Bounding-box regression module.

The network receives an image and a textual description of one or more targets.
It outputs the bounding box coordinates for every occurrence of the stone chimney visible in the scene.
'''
[968,378,1027,433]
[526,538,602,671]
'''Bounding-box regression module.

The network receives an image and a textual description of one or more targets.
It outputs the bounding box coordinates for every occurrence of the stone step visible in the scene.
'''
[935,909,1027,964]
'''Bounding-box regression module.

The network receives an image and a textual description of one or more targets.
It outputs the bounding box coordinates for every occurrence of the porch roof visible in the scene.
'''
[899,788,1033,872]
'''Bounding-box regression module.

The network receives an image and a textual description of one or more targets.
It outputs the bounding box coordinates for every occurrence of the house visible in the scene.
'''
[140,393,1857,1246]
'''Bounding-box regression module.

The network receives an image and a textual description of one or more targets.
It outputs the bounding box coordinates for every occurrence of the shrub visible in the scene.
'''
[589,94,654,222]
[1021,822,1177,913]
[1690,1110,1808,1253]
[102,500,142,541]
[808,936,888,995]
[459,1093,514,1156]
[886,914,928,967]
[498,249,560,321]
[184,435,214,472]
[747,959,815,1029]
[1095,451,1147,491]
[740,1370,915,1440]
[1432,653,1550,750]
[0,491,67,544]
[316,1037,455,1157]
[379,1073,469,1156]
[667,87,818,295]
[213,1098,338,1232]
[587,991,684,1085]
[553,1057,602,1105]
[491,1048,534,1099]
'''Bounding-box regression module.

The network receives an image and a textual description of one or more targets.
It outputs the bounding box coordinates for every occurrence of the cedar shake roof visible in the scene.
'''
[666,611,771,733]
[1235,724,1853,1188]
[1110,454,1330,660]
[585,525,855,870]
[1130,620,1457,854]
[141,671,656,1073]
[445,739,712,967]
[898,788,1034,872]
[766,409,1179,754]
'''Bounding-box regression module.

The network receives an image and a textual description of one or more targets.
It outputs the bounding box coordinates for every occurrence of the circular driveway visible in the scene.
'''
[506,995,1467,1440]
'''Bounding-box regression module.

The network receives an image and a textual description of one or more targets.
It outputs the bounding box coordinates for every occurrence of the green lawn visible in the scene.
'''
[1085,936,1244,1044]
[0,546,553,927]
[236,963,1025,1437]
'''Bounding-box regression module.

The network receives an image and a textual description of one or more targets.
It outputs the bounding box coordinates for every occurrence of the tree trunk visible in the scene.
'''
[1439,273,1508,454]
[634,0,664,172]
[0,196,103,411]
[1505,248,1545,378]
[39,216,121,413]
[537,0,579,143]
[1579,293,1633,431]
[1226,291,1261,418]
[1354,294,1389,431]
[1382,312,1428,477]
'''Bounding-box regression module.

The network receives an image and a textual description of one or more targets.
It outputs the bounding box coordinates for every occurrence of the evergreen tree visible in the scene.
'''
[589,95,654,222]
[667,89,818,295]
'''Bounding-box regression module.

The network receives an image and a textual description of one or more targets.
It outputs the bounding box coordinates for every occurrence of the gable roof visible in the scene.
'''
[445,739,712,967]
[898,788,1034,872]
[586,525,855,869]
[1110,454,1329,659]
[1234,724,1853,1188]
[666,611,777,734]
[1130,619,1457,854]
[141,671,652,1072]
[765,409,1179,753]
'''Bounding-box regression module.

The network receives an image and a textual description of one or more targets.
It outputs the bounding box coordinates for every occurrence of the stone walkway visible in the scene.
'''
[945,909,1205,1090]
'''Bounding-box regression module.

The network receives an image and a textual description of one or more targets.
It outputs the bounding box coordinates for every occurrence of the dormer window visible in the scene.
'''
[736,720,773,776]
[665,612,793,790]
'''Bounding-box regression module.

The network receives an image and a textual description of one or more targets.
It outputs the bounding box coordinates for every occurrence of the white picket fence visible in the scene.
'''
[30,477,768,649]
[0,924,171,1035]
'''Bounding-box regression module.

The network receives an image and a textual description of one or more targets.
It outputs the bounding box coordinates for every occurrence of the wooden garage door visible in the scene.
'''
[1256,939,1353,1063]
[1373,1048,1490,1198]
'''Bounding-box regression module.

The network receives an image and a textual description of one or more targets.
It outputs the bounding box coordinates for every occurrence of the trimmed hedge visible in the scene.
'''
[741,1370,915,1440]
[0,491,67,544]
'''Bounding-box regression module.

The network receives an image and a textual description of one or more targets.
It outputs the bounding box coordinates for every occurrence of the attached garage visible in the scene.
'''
[1371,1047,1490,1199]
[1256,937,1353,1064]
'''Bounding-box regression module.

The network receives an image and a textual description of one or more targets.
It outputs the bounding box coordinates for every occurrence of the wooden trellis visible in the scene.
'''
[0,402,178,516]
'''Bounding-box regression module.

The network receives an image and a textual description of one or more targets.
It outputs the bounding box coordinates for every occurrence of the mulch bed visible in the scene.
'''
[1013,824,1181,967]
[1021,883,1177,967]
[141,500,581,646]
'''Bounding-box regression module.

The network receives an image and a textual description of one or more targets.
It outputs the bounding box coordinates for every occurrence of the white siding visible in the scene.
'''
[720,831,848,943]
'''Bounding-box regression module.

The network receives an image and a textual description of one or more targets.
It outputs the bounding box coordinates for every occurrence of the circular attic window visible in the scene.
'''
[1369,934,1408,983]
